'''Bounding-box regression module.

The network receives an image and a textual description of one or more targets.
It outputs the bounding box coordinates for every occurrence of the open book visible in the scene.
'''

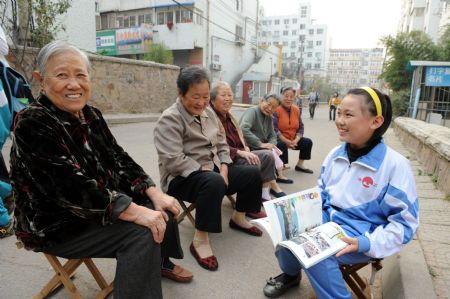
[251,186,347,269]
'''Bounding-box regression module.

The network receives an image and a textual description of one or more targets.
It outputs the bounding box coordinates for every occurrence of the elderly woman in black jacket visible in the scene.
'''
[10,40,192,299]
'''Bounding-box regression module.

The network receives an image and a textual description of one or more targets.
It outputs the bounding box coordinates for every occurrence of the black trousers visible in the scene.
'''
[309,103,317,119]
[277,137,313,164]
[44,202,183,299]
[168,165,262,233]
[329,105,336,120]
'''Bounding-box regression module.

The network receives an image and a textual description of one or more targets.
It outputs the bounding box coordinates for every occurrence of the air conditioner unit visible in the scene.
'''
[211,63,222,71]
[235,36,245,46]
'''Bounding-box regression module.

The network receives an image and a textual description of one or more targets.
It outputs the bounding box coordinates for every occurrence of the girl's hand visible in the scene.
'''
[336,236,359,257]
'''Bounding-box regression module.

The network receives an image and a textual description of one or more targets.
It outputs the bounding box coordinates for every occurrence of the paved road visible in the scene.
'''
[0,104,444,298]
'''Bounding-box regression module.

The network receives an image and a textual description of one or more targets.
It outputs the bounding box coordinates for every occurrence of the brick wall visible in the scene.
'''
[8,48,180,113]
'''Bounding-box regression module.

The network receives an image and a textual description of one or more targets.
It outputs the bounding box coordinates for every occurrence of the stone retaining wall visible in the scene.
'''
[8,48,179,113]
[393,117,450,194]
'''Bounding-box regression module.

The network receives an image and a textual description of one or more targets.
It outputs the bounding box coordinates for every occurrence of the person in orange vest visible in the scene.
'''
[328,92,341,121]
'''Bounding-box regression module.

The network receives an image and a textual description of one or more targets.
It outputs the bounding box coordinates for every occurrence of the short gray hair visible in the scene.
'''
[210,81,231,102]
[36,40,91,76]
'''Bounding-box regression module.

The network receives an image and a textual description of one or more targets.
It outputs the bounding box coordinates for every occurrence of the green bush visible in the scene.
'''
[143,43,173,65]
[391,89,410,117]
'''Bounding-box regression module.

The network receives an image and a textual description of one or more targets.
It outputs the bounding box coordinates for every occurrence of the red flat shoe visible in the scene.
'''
[189,242,218,271]
[229,219,263,236]
[246,210,267,219]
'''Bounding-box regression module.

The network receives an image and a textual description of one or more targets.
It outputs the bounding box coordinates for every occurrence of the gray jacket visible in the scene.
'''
[154,98,232,192]
[239,105,277,150]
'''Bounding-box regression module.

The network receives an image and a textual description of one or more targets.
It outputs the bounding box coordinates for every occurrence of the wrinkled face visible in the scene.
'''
[34,52,91,116]
[212,85,233,115]
[179,80,210,116]
[259,97,279,116]
[281,89,295,108]
[335,94,380,149]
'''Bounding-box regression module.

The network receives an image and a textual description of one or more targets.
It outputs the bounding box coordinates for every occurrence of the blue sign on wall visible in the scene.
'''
[425,66,450,87]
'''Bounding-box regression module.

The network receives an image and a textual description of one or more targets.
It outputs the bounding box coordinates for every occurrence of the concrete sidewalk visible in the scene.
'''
[0,106,445,298]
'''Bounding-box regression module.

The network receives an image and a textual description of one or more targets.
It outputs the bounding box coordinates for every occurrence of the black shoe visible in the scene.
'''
[294,166,314,174]
[270,189,287,198]
[263,272,301,298]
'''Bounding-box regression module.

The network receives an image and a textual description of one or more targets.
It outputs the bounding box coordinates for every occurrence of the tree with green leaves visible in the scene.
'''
[437,24,450,61]
[380,31,439,92]
[143,43,173,65]
[0,0,72,80]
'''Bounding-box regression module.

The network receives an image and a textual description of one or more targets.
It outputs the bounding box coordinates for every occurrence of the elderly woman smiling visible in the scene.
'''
[209,81,286,208]
[154,66,263,271]
[10,41,192,299]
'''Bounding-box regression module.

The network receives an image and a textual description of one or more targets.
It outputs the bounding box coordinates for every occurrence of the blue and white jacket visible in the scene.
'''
[318,140,419,258]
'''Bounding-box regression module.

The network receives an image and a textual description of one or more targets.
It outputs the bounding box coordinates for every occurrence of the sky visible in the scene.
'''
[258,0,402,48]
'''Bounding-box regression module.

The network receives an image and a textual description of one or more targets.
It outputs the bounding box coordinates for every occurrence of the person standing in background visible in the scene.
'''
[308,89,319,120]
[328,92,340,121]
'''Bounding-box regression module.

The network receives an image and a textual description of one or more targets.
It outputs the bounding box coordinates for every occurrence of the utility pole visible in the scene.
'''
[297,36,305,93]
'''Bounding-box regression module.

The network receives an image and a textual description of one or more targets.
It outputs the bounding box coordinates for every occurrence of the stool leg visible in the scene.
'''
[41,255,83,299]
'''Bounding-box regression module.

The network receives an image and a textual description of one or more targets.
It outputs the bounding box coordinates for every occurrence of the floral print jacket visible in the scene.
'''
[10,96,155,250]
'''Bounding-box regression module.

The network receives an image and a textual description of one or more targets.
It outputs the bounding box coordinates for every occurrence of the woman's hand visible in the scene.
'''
[118,203,166,243]
[336,236,359,257]
[260,143,275,150]
[220,163,229,186]
[237,150,260,165]
[146,187,181,221]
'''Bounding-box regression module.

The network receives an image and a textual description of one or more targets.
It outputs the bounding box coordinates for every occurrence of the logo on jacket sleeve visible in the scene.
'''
[359,176,377,188]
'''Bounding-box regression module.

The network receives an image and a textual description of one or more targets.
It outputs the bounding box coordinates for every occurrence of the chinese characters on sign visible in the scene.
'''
[425,66,450,87]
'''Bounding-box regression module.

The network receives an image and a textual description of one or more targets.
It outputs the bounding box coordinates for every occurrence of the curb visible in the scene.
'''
[382,238,437,299]
[103,114,160,125]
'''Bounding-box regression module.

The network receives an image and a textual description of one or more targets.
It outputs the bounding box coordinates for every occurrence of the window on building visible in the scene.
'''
[236,0,240,11]
[307,52,312,58]
[283,53,287,59]
[292,30,296,35]
[315,52,321,58]
[109,14,116,28]
[284,19,289,24]
[283,41,288,46]
[274,19,280,25]
[308,29,314,35]
[176,9,193,23]
[292,18,297,24]
[316,28,323,34]
[300,24,305,30]
[145,14,152,24]
[314,63,321,69]
[299,34,305,42]
[236,25,244,41]
[262,31,267,37]
[291,41,296,48]
[301,6,307,18]
[101,14,108,29]
[138,15,145,26]
[195,9,203,25]
[117,16,123,28]
[267,20,272,25]
[283,30,288,36]
[274,30,280,37]
[166,11,174,23]
[306,63,311,69]
[290,52,296,58]
[157,12,165,25]
[316,40,322,46]
[124,16,129,27]
[129,15,136,27]
[307,40,313,48]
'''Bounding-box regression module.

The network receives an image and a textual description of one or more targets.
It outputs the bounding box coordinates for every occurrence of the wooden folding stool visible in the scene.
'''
[177,195,236,226]
[339,259,383,299]
[34,253,113,299]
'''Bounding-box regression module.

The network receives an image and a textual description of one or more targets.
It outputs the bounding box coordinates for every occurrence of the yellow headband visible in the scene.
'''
[361,87,382,117]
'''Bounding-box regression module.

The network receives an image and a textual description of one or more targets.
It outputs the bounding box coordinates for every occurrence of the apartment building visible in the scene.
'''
[327,48,385,95]
[259,2,329,82]
[398,0,449,42]
[96,0,261,85]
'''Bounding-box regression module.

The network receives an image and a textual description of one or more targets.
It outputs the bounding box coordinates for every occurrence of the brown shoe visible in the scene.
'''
[161,264,194,283]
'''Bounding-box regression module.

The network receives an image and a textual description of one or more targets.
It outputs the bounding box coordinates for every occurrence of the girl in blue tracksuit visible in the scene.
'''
[263,87,419,299]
